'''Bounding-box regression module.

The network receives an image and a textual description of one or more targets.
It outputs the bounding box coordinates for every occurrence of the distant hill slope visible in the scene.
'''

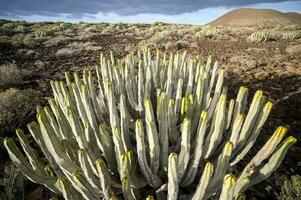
[209,8,301,27]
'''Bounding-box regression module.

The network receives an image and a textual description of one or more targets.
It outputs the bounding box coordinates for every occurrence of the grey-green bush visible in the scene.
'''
[0,163,25,200]
[277,175,301,200]
[0,23,15,36]
[0,88,41,135]
[0,63,32,89]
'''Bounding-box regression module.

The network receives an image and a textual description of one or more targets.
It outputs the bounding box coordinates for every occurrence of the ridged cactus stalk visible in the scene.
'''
[4,49,296,200]
[35,29,55,37]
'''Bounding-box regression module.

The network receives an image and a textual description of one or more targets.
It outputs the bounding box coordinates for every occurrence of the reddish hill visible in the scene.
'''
[209,8,301,27]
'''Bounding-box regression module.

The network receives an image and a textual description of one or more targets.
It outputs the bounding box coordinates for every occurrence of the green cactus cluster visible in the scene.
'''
[196,26,219,38]
[249,31,272,43]
[35,29,55,37]
[14,25,29,33]
[0,23,15,36]
[159,30,171,39]
[64,28,76,36]
[282,31,301,41]
[4,49,296,200]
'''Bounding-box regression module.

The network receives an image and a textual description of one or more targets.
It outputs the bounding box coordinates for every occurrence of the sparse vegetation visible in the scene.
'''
[0,88,41,135]
[174,40,189,49]
[68,41,102,51]
[22,34,40,48]
[76,30,99,40]
[285,44,301,54]
[43,35,73,47]
[52,23,69,32]
[84,26,99,33]
[0,63,32,89]
[0,163,25,200]
[0,23,15,36]
[276,175,301,200]
[55,47,82,57]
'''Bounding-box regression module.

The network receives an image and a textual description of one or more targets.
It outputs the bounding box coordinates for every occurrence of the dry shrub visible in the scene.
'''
[0,23,15,36]
[68,41,102,51]
[44,35,73,47]
[101,27,117,35]
[84,26,99,33]
[64,28,76,36]
[75,31,98,40]
[277,175,301,200]
[17,49,36,57]
[34,60,49,69]
[0,63,32,89]
[0,88,41,135]
[22,34,40,48]
[10,33,25,47]
[138,36,165,50]
[0,163,24,200]
[55,48,81,57]
[174,40,189,50]
[285,44,301,55]
[0,35,11,46]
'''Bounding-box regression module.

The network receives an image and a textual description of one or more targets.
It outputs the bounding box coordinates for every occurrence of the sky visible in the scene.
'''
[0,0,300,25]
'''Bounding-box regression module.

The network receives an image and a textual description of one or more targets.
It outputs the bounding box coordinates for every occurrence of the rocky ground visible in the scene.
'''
[0,20,300,199]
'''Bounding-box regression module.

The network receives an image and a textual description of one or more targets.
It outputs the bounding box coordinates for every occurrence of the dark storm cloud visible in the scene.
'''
[0,0,299,17]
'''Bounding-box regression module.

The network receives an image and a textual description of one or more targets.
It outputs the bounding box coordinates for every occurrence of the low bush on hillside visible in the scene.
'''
[0,163,25,200]
[0,88,41,136]
[0,63,32,89]
[0,23,15,36]
[55,47,82,57]
[277,175,301,200]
